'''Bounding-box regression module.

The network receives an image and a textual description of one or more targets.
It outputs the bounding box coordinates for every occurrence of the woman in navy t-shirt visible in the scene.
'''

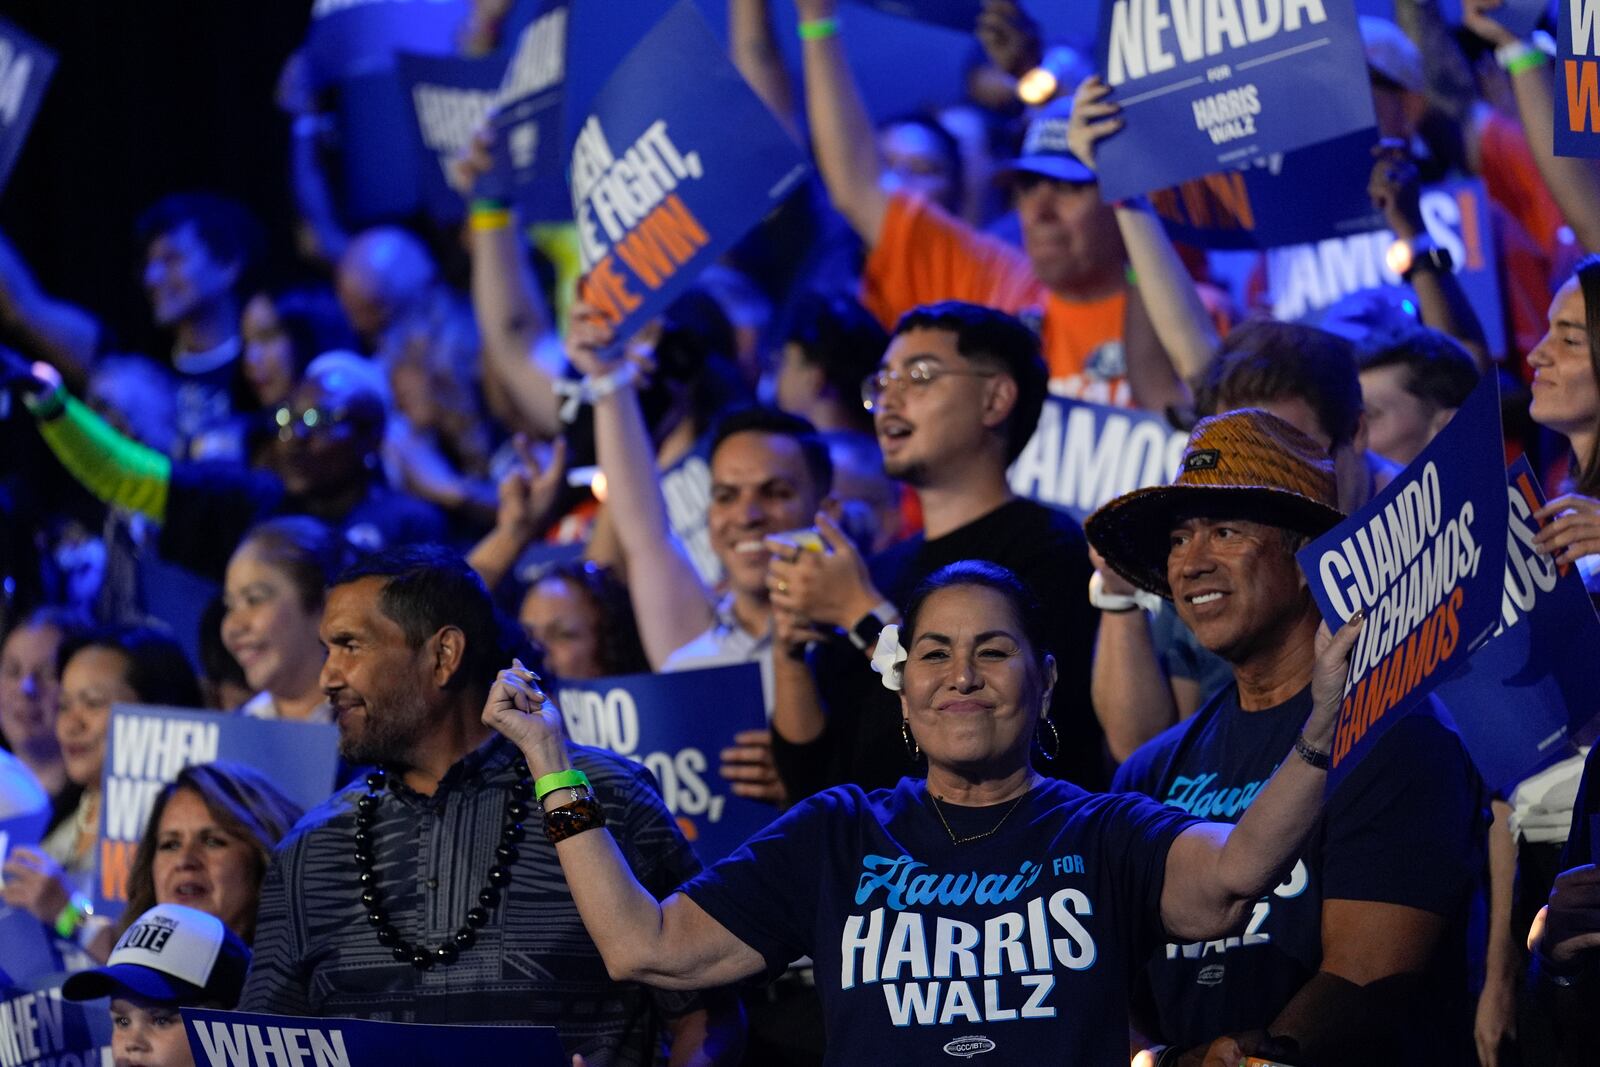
[483,561,1365,1066]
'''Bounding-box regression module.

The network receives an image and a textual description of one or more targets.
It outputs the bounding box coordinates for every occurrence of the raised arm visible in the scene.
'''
[1464,1,1600,252]
[2,355,171,522]
[1158,615,1362,940]
[1088,554,1181,763]
[1067,77,1217,398]
[730,0,800,141]
[1368,143,1491,371]
[0,233,99,390]
[483,664,768,988]
[792,0,888,243]
[567,306,714,666]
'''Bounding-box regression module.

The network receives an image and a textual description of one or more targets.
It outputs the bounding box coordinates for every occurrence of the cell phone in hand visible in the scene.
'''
[768,528,824,554]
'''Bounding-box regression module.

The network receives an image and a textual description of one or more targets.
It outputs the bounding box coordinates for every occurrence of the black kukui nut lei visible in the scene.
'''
[355,761,532,968]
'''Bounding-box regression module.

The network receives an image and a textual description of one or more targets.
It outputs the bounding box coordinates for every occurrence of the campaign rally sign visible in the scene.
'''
[184,1009,564,1067]
[1488,0,1551,39]
[0,16,55,195]
[1266,177,1508,360]
[305,0,469,86]
[1560,0,1600,157]
[570,0,810,340]
[489,1,570,223]
[1008,395,1188,523]
[1092,0,1375,201]
[1150,128,1377,250]
[847,0,980,29]
[556,664,774,864]
[1435,458,1600,794]
[94,706,340,917]
[396,52,500,222]
[661,446,721,587]
[1296,374,1508,790]
[0,980,111,1067]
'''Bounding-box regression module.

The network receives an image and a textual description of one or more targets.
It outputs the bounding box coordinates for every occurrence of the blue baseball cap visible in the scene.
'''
[998,97,1096,185]
[62,904,250,1007]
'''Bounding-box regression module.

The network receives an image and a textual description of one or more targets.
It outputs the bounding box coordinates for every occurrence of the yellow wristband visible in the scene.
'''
[470,207,513,232]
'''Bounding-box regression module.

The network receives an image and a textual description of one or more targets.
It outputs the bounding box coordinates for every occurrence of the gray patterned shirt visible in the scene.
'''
[240,736,703,1066]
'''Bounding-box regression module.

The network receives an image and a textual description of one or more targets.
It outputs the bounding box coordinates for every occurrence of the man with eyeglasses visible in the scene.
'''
[3,350,443,582]
[766,301,1105,799]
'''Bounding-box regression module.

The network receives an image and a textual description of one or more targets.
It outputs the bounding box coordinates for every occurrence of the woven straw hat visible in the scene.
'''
[1084,409,1344,598]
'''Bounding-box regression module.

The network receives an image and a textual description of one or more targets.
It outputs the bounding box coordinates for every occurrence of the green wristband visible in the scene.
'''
[798,16,839,41]
[1505,49,1548,76]
[24,383,66,421]
[54,894,91,939]
[534,768,591,801]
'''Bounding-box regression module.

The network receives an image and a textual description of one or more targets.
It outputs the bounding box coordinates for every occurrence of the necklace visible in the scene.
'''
[354,760,533,969]
[929,791,1028,845]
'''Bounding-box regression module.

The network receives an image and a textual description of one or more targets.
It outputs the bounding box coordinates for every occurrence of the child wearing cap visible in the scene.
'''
[63,903,250,1067]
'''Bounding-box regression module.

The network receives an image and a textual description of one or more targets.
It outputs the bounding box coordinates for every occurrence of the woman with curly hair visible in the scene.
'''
[518,560,649,681]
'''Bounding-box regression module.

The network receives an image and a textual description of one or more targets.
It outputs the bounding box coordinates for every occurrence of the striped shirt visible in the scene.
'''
[240,736,702,1066]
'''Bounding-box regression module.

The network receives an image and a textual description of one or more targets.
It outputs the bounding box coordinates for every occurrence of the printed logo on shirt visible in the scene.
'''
[943,1034,997,1058]
[1197,963,1225,987]
[1162,771,1271,819]
[855,854,1044,910]
[842,853,1099,1029]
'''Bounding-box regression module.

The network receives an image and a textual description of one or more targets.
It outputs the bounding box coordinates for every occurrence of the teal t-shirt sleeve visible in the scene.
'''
[681,790,843,978]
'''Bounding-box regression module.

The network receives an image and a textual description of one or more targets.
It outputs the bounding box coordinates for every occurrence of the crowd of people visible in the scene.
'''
[2,0,1600,1065]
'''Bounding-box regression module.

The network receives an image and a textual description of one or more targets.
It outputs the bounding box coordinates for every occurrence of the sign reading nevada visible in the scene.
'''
[1094,0,1374,201]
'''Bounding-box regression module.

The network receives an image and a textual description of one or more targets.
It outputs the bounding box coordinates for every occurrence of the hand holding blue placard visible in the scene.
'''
[1295,373,1508,789]
[569,0,808,340]
[1092,0,1375,201]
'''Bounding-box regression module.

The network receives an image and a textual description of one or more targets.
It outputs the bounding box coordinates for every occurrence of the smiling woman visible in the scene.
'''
[481,559,1367,1066]
[222,517,351,723]
[1526,257,1600,577]
[122,761,304,945]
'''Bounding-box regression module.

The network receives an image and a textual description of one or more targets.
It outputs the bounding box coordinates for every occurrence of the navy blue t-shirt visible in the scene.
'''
[683,777,1198,1066]
[1113,685,1483,1059]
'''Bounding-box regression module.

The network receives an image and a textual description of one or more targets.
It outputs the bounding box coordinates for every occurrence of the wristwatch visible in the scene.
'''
[1386,235,1453,283]
[847,601,900,651]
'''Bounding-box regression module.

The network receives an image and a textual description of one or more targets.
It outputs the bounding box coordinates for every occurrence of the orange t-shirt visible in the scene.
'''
[861,193,1132,406]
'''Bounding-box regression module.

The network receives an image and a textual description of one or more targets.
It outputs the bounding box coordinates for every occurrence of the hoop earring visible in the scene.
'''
[1035,714,1059,762]
[901,718,920,762]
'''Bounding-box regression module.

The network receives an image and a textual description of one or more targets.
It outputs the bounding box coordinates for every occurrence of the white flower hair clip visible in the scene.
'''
[870,624,907,692]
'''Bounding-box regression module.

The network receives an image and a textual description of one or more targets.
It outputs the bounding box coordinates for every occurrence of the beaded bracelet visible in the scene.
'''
[544,794,607,844]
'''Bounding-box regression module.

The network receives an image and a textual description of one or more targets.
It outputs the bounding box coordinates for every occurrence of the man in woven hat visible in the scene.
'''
[1087,408,1484,1067]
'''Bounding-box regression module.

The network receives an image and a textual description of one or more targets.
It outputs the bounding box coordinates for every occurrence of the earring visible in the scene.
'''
[901,719,920,762]
[1035,714,1059,762]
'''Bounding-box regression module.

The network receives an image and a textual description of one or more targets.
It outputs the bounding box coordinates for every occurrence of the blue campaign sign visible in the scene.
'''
[396,51,500,223]
[185,1009,566,1067]
[1435,458,1600,794]
[1264,176,1508,360]
[1151,128,1378,250]
[1296,373,1508,791]
[847,0,980,30]
[1093,0,1376,201]
[305,0,470,86]
[0,16,56,196]
[555,664,775,864]
[1007,395,1188,523]
[661,444,721,587]
[1559,0,1600,157]
[1489,0,1550,39]
[569,0,810,340]
[490,1,571,223]
[95,706,340,917]
[0,981,112,1067]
